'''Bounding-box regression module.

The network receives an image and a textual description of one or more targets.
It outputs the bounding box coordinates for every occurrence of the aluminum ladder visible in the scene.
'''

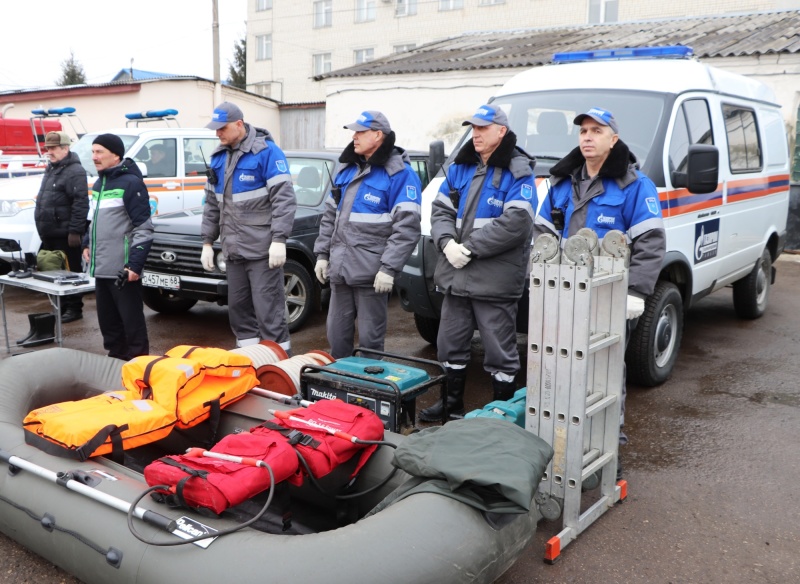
[525,229,629,563]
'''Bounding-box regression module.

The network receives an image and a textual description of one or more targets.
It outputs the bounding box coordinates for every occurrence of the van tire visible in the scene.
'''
[142,288,198,314]
[414,313,440,346]
[732,248,771,320]
[285,259,314,333]
[626,281,683,387]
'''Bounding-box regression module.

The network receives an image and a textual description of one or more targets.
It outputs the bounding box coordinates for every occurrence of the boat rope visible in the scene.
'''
[0,494,122,567]
[126,461,276,546]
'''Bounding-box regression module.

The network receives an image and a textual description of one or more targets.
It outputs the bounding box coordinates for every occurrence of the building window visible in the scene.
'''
[313,0,332,28]
[354,48,374,64]
[355,0,376,23]
[478,0,504,4]
[313,53,332,76]
[253,83,272,98]
[396,0,418,16]
[439,0,463,10]
[394,43,416,54]
[256,34,272,61]
[256,0,272,11]
[589,0,618,23]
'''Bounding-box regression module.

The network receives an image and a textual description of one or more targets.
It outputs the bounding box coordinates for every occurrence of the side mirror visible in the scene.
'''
[671,144,719,194]
[428,140,445,179]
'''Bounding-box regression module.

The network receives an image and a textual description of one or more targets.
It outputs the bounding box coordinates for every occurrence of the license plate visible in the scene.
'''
[142,271,180,290]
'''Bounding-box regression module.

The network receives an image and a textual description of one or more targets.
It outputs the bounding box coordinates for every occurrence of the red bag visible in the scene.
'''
[144,432,299,514]
[251,399,385,486]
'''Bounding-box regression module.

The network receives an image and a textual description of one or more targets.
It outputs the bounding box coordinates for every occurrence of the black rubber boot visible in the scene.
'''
[491,377,517,402]
[16,313,48,345]
[419,368,467,422]
[21,313,56,347]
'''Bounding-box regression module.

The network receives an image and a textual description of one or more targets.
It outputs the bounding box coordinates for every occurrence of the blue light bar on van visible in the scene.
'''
[553,45,693,63]
[125,109,179,120]
[30,107,77,116]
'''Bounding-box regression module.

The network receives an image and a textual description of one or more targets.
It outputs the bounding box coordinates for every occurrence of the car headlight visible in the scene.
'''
[215,251,226,273]
[0,199,35,217]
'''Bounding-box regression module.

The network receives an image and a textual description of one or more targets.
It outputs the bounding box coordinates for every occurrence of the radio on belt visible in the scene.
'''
[299,349,447,433]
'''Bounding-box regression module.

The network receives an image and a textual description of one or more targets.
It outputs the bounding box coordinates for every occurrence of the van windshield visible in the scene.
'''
[451,90,668,175]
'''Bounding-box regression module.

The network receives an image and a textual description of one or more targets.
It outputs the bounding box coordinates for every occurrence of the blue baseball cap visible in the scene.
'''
[344,111,392,133]
[462,104,509,128]
[573,107,619,134]
[206,102,244,130]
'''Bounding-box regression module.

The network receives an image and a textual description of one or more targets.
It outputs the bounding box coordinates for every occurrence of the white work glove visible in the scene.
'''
[626,295,645,320]
[374,271,394,294]
[314,259,329,284]
[268,241,286,269]
[201,244,215,271]
[443,239,472,269]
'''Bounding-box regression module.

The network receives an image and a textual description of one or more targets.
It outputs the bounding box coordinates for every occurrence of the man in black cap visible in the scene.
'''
[313,110,421,359]
[82,133,153,360]
[419,104,536,421]
[200,101,296,352]
[34,131,89,323]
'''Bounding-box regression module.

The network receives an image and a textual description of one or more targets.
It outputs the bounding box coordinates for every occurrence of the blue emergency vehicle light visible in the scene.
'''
[30,107,77,116]
[125,109,179,120]
[553,45,693,63]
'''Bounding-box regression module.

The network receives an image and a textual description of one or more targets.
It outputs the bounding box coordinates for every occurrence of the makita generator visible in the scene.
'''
[299,349,446,433]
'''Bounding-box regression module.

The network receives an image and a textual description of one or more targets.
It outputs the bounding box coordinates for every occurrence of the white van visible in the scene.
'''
[395,46,790,386]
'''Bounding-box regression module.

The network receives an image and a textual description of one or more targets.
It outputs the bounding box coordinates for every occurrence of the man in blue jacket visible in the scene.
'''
[83,133,153,360]
[313,111,421,359]
[419,104,536,421]
[533,107,666,479]
[201,102,296,352]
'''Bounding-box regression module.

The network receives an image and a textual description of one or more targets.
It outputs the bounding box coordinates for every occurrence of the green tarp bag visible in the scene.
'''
[36,249,68,271]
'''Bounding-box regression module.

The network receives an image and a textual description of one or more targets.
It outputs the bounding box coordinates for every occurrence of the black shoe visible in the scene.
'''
[61,310,83,323]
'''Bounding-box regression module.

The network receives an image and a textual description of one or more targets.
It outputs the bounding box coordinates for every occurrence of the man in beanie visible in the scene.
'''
[313,110,421,359]
[82,133,153,360]
[533,107,665,479]
[34,131,89,322]
[419,104,535,422]
[201,102,296,351]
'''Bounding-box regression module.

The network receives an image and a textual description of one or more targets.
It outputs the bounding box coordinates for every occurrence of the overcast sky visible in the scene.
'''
[0,0,247,93]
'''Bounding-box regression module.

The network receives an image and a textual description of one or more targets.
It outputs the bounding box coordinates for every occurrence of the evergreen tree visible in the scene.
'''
[227,34,246,89]
[55,51,87,86]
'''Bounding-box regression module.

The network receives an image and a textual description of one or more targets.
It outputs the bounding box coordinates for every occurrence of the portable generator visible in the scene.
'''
[299,349,446,433]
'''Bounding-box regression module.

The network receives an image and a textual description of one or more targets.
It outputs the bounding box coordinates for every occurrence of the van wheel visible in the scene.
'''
[732,248,772,320]
[626,281,683,387]
[414,313,440,346]
[285,259,313,333]
[142,288,198,314]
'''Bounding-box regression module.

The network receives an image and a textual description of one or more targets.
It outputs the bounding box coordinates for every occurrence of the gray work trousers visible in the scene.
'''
[437,294,519,377]
[226,257,290,350]
[327,282,388,359]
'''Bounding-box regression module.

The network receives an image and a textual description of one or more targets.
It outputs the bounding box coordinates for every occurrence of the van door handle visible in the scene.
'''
[163,181,180,190]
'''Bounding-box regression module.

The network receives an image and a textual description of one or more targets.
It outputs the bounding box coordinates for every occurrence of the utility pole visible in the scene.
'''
[212,0,220,83]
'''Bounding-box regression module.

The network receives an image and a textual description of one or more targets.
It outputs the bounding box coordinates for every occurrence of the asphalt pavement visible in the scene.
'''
[1,256,799,583]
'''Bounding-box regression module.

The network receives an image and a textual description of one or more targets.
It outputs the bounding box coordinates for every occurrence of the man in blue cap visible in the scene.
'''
[533,106,666,479]
[419,103,536,421]
[200,101,296,352]
[313,110,421,359]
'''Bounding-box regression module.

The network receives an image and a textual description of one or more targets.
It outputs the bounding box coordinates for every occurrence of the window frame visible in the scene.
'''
[255,34,272,61]
[313,52,332,76]
[313,0,332,28]
[722,103,763,174]
[438,0,464,11]
[355,0,377,23]
[255,0,272,11]
[354,48,375,65]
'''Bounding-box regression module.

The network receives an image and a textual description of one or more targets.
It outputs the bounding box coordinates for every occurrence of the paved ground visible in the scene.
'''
[1,256,799,583]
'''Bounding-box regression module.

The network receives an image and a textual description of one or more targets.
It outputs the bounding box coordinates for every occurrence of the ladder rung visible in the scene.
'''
[588,332,620,354]
[581,450,613,481]
[590,271,624,288]
[585,394,617,418]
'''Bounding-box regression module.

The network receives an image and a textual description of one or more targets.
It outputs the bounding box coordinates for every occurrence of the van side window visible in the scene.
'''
[722,104,762,173]
[669,99,713,175]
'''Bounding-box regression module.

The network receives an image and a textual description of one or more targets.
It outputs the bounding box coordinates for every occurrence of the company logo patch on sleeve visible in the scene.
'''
[521,184,533,200]
[276,159,287,173]
[406,185,417,200]
[646,197,660,215]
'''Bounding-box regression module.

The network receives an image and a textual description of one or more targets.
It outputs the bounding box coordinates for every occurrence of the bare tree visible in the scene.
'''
[227,34,246,90]
[56,51,87,86]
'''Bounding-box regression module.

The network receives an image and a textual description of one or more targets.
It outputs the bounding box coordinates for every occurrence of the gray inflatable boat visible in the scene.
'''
[0,348,552,584]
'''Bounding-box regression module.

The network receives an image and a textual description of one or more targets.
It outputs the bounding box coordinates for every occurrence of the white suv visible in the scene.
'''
[0,126,217,272]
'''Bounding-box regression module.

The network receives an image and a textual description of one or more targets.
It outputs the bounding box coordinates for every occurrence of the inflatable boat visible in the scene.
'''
[0,348,552,584]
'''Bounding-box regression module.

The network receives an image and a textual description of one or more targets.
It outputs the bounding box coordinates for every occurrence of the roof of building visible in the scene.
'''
[316,9,800,80]
[110,68,178,82]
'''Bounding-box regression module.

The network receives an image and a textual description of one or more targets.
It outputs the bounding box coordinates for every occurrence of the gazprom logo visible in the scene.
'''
[487,196,503,208]
[521,184,533,200]
[276,160,287,173]
[364,192,381,204]
[406,185,417,201]
[597,214,615,225]
[238,172,255,182]
[646,196,659,215]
